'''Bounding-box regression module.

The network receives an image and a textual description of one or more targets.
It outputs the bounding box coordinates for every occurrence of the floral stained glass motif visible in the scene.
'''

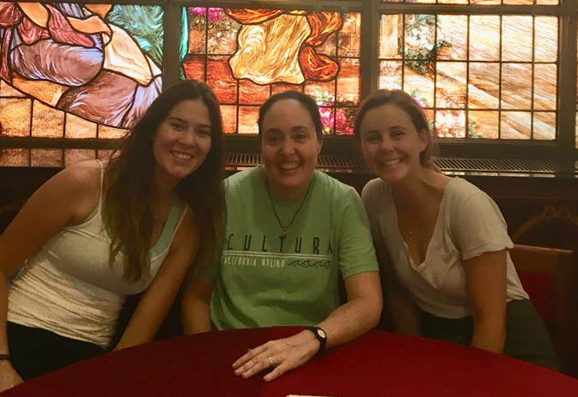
[181,7,361,135]
[378,14,558,140]
[0,3,164,140]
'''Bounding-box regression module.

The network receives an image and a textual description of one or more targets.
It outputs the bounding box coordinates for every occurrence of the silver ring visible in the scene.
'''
[267,357,274,366]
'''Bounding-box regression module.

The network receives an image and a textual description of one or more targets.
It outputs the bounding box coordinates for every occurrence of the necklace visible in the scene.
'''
[266,181,312,239]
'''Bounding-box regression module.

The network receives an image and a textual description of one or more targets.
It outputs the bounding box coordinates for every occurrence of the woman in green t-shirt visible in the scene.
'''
[182,91,383,381]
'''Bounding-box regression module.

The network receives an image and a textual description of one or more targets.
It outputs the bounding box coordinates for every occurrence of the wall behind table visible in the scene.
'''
[1,167,577,250]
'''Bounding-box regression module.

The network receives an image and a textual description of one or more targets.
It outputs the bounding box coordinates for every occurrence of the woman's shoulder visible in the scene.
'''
[361,177,387,197]
[54,160,102,194]
[225,167,259,189]
[361,178,391,208]
[34,160,102,224]
[444,177,502,221]
[444,177,488,204]
[313,170,359,198]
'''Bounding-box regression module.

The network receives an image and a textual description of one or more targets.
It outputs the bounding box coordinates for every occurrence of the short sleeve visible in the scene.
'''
[361,179,384,245]
[338,188,379,279]
[451,192,513,261]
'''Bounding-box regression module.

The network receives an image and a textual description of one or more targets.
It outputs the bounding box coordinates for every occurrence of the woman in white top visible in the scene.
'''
[356,89,558,370]
[0,81,226,391]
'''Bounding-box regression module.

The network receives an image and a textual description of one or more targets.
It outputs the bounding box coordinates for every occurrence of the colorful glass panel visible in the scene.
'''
[380,0,560,3]
[378,13,558,140]
[0,3,163,139]
[181,7,361,135]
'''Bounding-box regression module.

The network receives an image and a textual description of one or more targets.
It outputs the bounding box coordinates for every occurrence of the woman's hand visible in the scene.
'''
[0,361,23,392]
[232,330,319,382]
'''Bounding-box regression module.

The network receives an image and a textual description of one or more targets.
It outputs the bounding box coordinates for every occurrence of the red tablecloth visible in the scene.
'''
[3,327,578,396]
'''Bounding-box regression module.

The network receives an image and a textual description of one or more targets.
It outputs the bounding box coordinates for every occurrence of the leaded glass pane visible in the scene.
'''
[468,111,499,139]
[181,7,361,135]
[379,13,558,140]
[65,149,97,166]
[0,148,28,167]
[501,63,532,110]
[31,149,63,167]
[502,16,533,62]
[533,112,556,140]
[468,63,500,109]
[501,112,532,139]
[535,17,558,62]
[0,3,161,139]
[437,15,468,61]
[435,110,466,137]
[436,62,467,109]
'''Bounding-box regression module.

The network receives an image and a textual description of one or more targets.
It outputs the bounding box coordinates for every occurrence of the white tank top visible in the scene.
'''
[8,162,188,347]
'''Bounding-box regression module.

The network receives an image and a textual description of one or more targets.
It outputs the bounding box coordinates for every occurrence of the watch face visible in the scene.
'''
[317,328,327,339]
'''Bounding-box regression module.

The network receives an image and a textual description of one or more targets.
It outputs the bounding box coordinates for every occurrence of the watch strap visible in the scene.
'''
[307,326,327,358]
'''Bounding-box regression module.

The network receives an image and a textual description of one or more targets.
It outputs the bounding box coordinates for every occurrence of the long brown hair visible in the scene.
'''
[354,89,438,168]
[102,81,226,281]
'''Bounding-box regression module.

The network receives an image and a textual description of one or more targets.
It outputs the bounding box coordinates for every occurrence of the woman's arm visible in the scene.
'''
[233,271,382,382]
[465,249,507,354]
[0,164,99,391]
[114,211,198,350]
[233,187,382,381]
[318,271,382,348]
[374,240,420,336]
[181,276,215,335]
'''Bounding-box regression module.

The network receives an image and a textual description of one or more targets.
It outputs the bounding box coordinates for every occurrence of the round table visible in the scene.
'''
[3,327,578,396]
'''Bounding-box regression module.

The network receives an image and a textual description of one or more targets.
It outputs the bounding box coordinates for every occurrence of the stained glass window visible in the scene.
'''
[379,14,558,140]
[380,0,558,4]
[181,7,361,135]
[0,2,164,142]
[0,147,112,167]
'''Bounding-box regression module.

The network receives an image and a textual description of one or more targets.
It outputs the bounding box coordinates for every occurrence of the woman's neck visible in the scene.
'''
[262,168,313,202]
[153,168,178,197]
[390,168,436,213]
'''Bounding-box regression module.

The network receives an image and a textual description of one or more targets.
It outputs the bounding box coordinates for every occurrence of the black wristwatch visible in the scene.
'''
[307,326,327,358]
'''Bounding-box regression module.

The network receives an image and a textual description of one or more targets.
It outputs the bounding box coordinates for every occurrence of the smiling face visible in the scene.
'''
[359,103,428,185]
[152,99,212,188]
[260,99,322,200]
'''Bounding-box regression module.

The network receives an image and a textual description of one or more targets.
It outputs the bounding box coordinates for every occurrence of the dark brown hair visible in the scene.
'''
[103,80,226,281]
[258,91,323,140]
[354,89,437,168]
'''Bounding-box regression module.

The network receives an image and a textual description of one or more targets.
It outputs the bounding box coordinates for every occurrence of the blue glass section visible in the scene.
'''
[180,7,189,63]
[107,5,164,68]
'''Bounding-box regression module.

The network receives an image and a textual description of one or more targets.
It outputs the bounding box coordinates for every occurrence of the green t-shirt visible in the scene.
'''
[209,167,378,329]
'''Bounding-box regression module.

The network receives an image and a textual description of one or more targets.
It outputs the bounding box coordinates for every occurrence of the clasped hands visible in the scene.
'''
[232,330,321,382]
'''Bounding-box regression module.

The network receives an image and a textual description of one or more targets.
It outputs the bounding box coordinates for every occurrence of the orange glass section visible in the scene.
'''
[182,7,361,135]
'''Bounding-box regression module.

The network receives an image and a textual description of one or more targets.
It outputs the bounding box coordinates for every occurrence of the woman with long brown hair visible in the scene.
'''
[0,80,225,391]
[356,89,558,370]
